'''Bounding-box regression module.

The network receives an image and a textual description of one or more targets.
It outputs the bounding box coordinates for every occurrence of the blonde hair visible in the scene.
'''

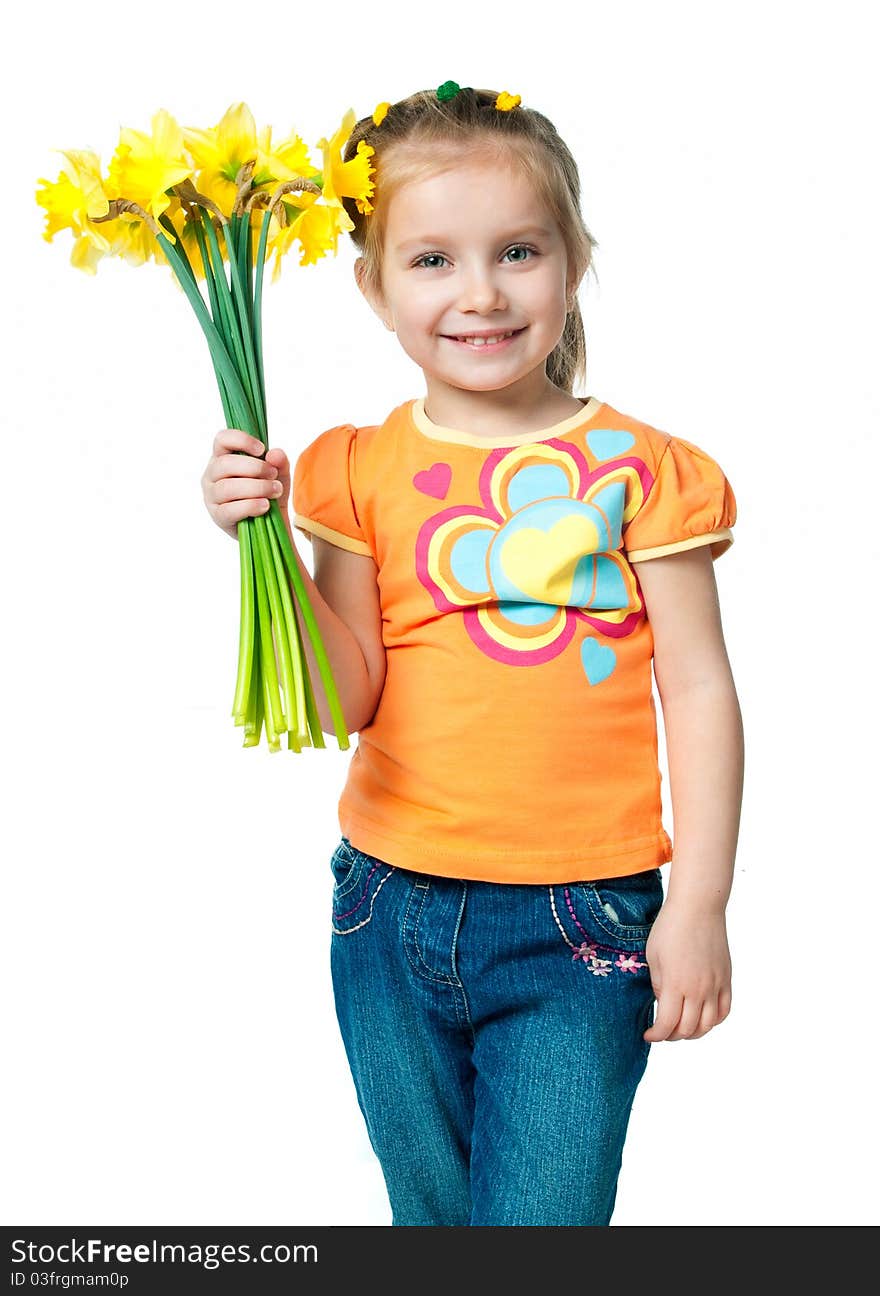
[339,86,600,394]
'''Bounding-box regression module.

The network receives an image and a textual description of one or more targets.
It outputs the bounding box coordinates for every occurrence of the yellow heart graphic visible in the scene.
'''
[501,514,600,604]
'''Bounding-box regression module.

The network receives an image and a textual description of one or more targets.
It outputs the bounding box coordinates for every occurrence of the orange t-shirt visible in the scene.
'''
[292,395,736,884]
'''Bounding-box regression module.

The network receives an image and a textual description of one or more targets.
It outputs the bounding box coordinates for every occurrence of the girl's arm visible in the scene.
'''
[632,544,745,1041]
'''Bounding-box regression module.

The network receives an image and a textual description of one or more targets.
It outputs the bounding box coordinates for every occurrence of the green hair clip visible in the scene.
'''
[436,81,466,101]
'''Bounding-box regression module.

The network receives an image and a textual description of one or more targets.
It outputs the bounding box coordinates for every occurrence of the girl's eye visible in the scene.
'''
[503,244,536,263]
[412,245,537,270]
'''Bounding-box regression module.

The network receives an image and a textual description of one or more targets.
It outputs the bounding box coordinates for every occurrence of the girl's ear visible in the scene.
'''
[354,256,377,301]
[354,258,394,330]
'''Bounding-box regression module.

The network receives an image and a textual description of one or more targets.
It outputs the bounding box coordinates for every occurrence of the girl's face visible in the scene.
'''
[362,155,574,398]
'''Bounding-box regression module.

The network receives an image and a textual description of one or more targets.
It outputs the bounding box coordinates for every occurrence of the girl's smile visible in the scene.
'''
[442,326,528,352]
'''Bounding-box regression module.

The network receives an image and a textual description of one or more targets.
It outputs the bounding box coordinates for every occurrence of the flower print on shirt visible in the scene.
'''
[413,433,655,685]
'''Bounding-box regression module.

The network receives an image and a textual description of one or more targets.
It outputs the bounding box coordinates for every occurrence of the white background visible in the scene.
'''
[4,0,877,1227]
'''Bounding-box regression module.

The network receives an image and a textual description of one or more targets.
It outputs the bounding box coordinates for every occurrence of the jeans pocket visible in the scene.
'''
[580,869,665,945]
[549,868,663,974]
[331,839,396,936]
[330,836,361,902]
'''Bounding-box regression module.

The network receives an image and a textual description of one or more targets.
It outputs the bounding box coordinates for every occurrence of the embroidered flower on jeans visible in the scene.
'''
[588,957,613,976]
[614,953,647,973]
[572,941,599,963]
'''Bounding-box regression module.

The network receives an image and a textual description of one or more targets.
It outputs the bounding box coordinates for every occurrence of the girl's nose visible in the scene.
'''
[456,270,507,313]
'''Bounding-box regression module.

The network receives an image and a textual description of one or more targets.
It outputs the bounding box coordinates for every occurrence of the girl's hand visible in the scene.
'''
[201,428,291,541]
[643,900,732,1042]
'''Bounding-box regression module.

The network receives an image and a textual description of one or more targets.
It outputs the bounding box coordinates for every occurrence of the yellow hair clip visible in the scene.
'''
[372,101,391,127]
[495,91,522,111]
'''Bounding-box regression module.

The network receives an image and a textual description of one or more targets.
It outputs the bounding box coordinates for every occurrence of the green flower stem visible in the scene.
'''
[284,578,326,750]
[297,631,327,751]
[245,218,267,423]
[186,222,241,424]
[259,648,279,750]
[231,515,256,724]
[252,209,273,434]
[243,629,262,747]
[200,214,262,435]
[195,220,223,325]
[250,515,285,740]
[221,219,266,443]
[231,213,254,337]
[264,510,309,749]
[243,218,257,337]
[158,215,196,283]
[198,212,256,417]
[252,513,295,735]
[155,229,254,431]
[242,217,269,445]
[266,499,350,751]
[230,215,254,354]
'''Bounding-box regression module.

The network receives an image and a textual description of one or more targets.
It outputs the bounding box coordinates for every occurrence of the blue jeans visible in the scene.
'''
[329,835,663,1227]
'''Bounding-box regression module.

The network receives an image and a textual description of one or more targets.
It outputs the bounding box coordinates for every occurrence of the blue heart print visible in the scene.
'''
[585,428,636,460]
[580,636,616,685]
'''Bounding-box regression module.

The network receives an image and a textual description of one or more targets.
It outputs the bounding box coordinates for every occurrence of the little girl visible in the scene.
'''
[201,83,744,1227]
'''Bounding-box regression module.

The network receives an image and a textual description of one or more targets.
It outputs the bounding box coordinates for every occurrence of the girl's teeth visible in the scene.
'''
[458,331,514,346]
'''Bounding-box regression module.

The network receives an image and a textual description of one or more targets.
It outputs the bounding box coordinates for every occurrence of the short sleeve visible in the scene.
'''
[623,435,737,562]
[292,423,373,557]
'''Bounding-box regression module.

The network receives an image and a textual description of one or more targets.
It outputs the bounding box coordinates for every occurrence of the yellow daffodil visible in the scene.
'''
[261,124,322,209]
[315,108,376,217]
[266,193,354,280]
[35,149,119,274]
[107,109,192,229]
[183,102,321,231]
[57,149,111,223]
[113,212,164,268]
[183,102,262,218]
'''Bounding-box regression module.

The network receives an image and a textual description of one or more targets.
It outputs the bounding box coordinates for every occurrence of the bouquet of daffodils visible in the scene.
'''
[36,103,376,753]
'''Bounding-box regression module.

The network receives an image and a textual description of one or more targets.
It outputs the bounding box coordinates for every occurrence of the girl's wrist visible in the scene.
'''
[664,877,730,916]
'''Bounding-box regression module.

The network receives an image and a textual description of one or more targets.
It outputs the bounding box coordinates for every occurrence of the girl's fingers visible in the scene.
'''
[202,431,289,537]
[217,495,273,530]
[212,476,284,505]
[212,427,266,458]
[644,991,684,1042]
[224,451,278,477]
[669,998,704,1041]
[644,978,733,1043]
[204,452,277,484]
[264,446,289,469]
[693,998,721,1038]
[203,432,269,482]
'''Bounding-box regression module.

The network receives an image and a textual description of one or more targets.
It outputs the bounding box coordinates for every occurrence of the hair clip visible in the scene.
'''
[372,101,391,126]
[495,91,522,111]
[436,81,464,102]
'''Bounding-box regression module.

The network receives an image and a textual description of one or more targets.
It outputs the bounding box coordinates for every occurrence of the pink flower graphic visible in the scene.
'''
[614,953,647,973]
[415,439,651,674]
[572,941,599,963]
